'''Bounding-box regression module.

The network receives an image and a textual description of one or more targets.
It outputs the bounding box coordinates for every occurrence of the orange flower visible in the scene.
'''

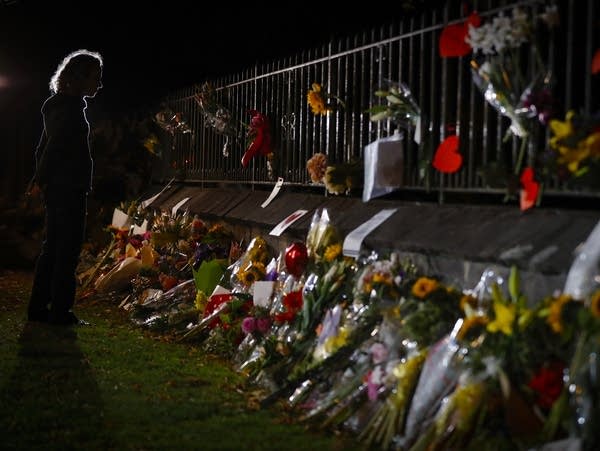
[411,277,439,299]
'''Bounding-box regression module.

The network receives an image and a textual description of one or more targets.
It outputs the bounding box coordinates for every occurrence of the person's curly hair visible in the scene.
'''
[49,49,103,94]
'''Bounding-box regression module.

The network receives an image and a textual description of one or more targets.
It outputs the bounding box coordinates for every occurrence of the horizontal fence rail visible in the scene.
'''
[159,0,598,204]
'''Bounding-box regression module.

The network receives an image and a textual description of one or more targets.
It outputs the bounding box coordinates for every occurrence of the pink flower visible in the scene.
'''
[369,342,389,365]
[256,317,272,334]
[241,317,256,335]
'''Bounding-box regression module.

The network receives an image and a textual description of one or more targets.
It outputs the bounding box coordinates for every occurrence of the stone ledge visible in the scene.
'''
[141,183,600,301]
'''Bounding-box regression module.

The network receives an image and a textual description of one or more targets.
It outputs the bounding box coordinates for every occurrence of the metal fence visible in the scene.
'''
[161,0,598,202]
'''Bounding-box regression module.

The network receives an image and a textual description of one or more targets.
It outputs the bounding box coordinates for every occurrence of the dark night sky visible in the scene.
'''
[0,0,428,116]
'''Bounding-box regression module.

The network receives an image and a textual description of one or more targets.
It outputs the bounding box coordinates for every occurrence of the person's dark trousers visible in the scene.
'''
[28,189,87,322]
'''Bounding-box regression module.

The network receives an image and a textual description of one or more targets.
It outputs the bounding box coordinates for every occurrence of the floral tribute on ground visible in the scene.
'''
[76,200,600,450]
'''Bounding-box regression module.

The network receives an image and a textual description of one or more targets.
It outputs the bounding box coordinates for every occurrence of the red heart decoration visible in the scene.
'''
[439,11,481,58]
[433,135,462,173]
[520,167,540,211]
[592,48,600,75]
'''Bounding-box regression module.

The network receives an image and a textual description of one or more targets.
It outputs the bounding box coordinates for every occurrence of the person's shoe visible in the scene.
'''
[49,311,91,327]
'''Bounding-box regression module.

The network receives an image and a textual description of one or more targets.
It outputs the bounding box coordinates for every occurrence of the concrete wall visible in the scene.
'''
[142,183,600,302]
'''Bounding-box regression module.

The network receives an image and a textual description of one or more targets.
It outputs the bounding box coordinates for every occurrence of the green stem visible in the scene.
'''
[514,136,528,176]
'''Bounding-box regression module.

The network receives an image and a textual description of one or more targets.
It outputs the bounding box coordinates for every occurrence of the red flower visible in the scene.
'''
[527,361,565,409]
[274,310,296,323]
[274,290,303,323]
[283,290,303,312]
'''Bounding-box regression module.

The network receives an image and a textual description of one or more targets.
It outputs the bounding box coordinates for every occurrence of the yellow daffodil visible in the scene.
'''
[411,277,439,299]
[323,326,350,354]
[549,110,575,144]
[486,301,516,335]
[324,243,342,262]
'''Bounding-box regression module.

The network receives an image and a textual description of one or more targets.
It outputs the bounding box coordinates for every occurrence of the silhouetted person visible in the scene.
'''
[27,49,103,326]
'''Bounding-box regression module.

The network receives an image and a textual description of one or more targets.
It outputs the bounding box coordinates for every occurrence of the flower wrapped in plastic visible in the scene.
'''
[367,80,421,129]
[357,275,465,449]
[229,236,272,291]
[193,82,240,156]
[129,278,199,334]
[305,209,342,266]
[154,104,193,136]
[289,254,418,429]
[466,5,559,177]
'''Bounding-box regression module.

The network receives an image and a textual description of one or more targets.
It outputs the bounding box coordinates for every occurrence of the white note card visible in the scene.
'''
[269,209,309,237]
[252,281,275,307]
[343,208,397,258]
[111,208,131,228]
[171,197,190,216]
[132,219,148,235]
[261,177,284,208]
[140,178,174,209]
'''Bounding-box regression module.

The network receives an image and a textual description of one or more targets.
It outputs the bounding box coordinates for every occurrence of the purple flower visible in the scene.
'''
[241,317,256,335]
[265,269,278,281]
[256,317,272,334]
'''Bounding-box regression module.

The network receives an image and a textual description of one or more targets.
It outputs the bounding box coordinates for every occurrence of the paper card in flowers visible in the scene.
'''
[362,132,404,202]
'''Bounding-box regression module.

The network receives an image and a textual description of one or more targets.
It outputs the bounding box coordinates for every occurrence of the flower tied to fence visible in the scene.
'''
[193,82,239,157]
[307,83,344,116]
[241,109,275,178]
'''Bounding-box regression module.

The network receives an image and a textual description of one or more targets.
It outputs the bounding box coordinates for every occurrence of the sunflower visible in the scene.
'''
[457,315,489,341]
[547,294,572,334]
[411,277,439,299]
[460,294,478,313]
[307,83,331,115]
[237,262,266,286]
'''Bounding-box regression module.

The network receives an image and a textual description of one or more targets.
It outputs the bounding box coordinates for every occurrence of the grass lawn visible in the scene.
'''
[0,270,362,450]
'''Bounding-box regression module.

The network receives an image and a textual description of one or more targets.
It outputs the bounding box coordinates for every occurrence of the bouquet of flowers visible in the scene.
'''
[193,82,240,156]
[466,4,559,179]
[546,110,600,190]
[367,80,421,129]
